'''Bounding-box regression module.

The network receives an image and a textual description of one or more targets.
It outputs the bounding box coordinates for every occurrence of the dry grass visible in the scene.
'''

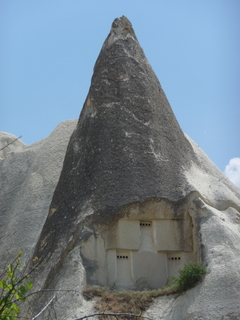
[83,284,178,317]
[82,263,206,319]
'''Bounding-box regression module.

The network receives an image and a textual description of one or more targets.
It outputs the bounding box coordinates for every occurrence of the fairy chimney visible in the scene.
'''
[32,16,240,300]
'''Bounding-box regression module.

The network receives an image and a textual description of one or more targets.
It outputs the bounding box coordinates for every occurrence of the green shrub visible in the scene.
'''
[0,251,33,320]
[83,263,206,315]
[176,262,206,293]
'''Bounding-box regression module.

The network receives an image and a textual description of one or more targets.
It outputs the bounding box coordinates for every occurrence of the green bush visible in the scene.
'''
[83,263,206,315]
[176,262,206,293]
[0,251,33,320]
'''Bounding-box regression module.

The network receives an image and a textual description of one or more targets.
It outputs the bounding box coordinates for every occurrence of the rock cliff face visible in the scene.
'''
[33,15,200,281]
[0,121,77,267]
[1,16,240,320]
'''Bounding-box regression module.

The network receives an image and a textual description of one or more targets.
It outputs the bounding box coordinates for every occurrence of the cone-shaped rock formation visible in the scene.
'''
[48,18,196,218]
[33,15,202,270]
[28,16,240,319]
[52,16,197,211]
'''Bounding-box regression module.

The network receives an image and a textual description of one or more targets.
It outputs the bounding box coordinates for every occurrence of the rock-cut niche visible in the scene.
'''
[80,199,200,290]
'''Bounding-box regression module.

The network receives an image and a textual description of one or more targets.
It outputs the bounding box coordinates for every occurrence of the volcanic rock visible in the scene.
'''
[1,16,240,320]
[33,15,200,266]
[0,121,77,267]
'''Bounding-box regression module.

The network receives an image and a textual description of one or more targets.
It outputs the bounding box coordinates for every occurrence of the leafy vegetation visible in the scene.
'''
[83,263,206,316]
[171,262,206,293]
[0,253,206,319]
[0,251,33,320]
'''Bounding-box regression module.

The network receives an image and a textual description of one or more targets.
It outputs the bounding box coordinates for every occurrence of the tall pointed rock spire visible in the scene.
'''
[2,16,237,320]
[29,17,240,319]
[33,16,201,262]
[51,16,197,215]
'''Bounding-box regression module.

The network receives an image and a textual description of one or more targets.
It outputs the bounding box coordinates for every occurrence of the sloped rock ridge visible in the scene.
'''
[32,14,201,284]
[0,121,77,267]
[0,16,240,320]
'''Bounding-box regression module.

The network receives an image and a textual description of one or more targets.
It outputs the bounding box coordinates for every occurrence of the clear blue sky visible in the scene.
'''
[1,1,240,181]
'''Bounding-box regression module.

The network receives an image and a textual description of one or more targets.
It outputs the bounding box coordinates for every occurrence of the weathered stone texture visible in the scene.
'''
[51,16,198,215]
[1,16,240,320]
[0,120,77,266]
[33,17,202,266]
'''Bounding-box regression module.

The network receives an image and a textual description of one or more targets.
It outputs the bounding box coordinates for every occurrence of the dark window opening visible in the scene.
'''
[140,221,152,227]
[117,255,129,259]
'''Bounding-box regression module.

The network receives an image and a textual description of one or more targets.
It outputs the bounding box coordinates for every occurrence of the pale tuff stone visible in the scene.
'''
[0,120,77,267]
[1,16,240,320]
[0,132,26,159]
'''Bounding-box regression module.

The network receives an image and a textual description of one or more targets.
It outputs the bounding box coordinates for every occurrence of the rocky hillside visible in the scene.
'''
[1,16,240,320]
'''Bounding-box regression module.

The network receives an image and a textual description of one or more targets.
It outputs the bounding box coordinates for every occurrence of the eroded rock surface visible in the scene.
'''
[1,16,240,320]
[0,120,77,267]
[33,15,201,278]
[0,132,26,159]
